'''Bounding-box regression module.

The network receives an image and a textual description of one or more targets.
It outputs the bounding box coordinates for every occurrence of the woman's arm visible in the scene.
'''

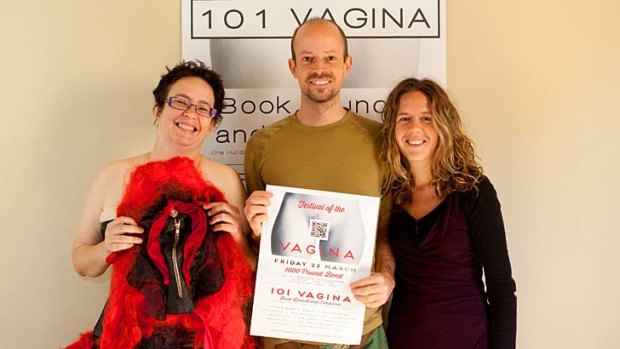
[466,176,517,349]
[71,162,143,277]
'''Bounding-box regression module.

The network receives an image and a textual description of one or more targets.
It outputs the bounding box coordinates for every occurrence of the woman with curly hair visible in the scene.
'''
[380,78,516,349]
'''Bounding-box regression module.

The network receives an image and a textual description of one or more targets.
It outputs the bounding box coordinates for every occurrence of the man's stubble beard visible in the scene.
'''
[301,72,342,104]
[304,88,339,104]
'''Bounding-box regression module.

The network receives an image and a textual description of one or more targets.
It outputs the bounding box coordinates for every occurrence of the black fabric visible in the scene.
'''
[406,200,446,245]
[92,302,106,339]
[460,176,517,349]
[388,192,489,349]
[136,324,197,349]
[190,225,225,299]
[159,213,196,314]
[387,176,516,349]
[94,203,227,346]
[100,209,225,305]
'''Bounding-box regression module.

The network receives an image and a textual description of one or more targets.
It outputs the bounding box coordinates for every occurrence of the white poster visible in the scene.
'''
[182,0,447,177]
[250,185,380,344]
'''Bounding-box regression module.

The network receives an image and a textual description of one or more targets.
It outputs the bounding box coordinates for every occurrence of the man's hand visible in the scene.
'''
[243,190,273,241]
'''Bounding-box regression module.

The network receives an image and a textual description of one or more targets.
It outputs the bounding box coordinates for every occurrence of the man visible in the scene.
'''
[244,18,394,349]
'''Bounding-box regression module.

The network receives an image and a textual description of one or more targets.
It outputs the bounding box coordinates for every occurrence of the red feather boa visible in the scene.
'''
[66,157,255,349]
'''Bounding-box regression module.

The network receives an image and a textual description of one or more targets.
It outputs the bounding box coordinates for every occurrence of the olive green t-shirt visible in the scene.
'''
[244,111,385,342]
[245,111,382,196]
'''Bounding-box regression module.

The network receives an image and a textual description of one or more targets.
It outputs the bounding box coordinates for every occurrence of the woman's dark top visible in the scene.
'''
[386,176,516,349]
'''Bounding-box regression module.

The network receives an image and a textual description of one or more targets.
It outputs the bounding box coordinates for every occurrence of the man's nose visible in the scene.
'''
[310,59,328,70]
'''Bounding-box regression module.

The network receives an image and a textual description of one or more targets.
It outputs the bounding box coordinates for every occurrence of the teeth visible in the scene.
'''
[311,80,329,85]
[176,122,196,132]
[407,139,424,145]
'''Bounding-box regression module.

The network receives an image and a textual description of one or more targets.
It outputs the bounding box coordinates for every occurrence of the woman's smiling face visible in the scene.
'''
[154,76,216,150]
[394,91,439,167]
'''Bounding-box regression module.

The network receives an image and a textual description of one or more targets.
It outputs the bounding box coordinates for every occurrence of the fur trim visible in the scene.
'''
[116,156,225,224]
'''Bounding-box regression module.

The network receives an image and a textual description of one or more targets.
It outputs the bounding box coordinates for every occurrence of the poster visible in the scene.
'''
[250,185,380,344]
[182,0,447,177]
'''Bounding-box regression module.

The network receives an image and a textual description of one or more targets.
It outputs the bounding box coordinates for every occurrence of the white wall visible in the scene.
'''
[0,1,618,348]
[0,0,179,346]
[449,2,620,348]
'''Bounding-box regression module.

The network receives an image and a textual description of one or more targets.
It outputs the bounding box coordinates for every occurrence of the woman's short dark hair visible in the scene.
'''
[152,60,225,125]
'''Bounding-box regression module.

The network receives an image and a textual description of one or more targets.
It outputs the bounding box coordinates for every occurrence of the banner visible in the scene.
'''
[182,0,446,177]
[249,185,380,344]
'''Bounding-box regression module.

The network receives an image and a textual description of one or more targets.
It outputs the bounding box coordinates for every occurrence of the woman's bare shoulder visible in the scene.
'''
[88,154,149,211]
[201,157,240,180]
[200,156,244,194]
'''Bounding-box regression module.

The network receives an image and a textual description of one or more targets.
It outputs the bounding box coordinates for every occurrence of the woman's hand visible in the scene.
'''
[350,271,395,309]
[103,216,144,254]
[204,202,244,243]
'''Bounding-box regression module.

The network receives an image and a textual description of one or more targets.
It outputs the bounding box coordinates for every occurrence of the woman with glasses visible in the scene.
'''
[68,61,256,348]
[380,78,517,349]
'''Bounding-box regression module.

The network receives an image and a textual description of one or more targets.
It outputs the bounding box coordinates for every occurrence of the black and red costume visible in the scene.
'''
[67,157,255,349]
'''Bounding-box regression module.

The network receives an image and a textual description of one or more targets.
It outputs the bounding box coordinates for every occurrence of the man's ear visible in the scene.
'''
[288,58,297,77]
[343,56,353,77]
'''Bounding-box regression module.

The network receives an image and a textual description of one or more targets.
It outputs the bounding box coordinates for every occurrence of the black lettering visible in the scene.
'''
[276,96,291,114]
[215,129,231,143]
[223,97,236,114]
[320,9,335,22]
[224,9,244,30]
[344,8,366,29]
[241,100,256,114]
[345,99,385,114]
[290,9,312,26]
[355,100,369,114]
[373,100,386,114]
[201,10,212,29]
[233,129,248,143]
[215,128,263,144]
[256,9,266,29]
[409,9,431,29]
[259,100,275,114]
[382,8,403,29]
[372,8,376,28]
[222,97,291,115]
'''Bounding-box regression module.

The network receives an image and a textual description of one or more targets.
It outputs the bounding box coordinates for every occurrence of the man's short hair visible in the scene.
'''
[290,18,349,62]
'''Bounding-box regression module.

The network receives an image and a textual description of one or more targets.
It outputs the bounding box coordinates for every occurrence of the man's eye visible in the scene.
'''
[197,106,210,114]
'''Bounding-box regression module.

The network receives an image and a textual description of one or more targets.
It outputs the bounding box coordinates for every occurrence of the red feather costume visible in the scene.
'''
[67,157,255,349]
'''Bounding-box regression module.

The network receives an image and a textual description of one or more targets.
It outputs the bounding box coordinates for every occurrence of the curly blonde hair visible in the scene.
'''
[381,78,483,205]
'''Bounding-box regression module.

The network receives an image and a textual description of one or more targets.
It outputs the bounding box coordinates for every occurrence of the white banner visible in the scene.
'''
[190,1,441,38]
[182,0,447,177]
